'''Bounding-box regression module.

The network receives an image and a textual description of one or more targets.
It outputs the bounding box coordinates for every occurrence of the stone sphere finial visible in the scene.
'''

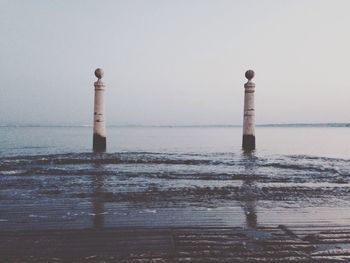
[245,70,255,81]
[95,68,104,79]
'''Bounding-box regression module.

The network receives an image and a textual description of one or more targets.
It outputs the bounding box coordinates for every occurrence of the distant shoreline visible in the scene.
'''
[0,123,349,128]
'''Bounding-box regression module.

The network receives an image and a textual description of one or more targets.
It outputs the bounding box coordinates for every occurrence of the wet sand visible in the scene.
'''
[1,152,350,261]
[2,225,350,262]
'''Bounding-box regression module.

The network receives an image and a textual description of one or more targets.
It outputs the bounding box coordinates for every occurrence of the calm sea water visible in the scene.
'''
[1,126,349,157]
[0,126,349,230]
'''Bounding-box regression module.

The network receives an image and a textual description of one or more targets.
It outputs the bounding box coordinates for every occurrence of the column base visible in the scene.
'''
[93,134,106,152]
[242,135,255,151]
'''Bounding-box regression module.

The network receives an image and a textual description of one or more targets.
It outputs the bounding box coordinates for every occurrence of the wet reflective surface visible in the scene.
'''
[0,126,350,261]
[0,126,349,231]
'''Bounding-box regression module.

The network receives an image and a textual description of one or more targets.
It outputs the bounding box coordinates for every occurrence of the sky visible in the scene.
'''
[0,0,349,125]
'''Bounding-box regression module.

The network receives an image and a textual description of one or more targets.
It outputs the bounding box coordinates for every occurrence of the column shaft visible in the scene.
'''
[242,78,256,150]
[93,79,106,151]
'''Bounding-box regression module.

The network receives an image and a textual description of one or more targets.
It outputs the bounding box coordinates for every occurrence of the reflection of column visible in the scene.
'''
[242,179,257,228]
[91,163,105,229]
[241,152,258,228]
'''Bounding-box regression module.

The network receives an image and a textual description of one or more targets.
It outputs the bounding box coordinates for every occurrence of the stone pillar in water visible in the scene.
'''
[242,70,256,151]
[93,68,106,152]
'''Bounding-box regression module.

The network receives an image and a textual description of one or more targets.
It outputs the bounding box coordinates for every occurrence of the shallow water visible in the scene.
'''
[0,126,349,230]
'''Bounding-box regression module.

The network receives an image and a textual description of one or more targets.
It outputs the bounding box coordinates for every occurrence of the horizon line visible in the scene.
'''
[0,122,349,128]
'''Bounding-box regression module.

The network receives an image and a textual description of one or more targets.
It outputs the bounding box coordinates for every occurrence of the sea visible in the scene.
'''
[0,125,349,230]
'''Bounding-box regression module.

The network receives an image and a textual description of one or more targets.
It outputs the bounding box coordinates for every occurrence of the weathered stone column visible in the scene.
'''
[242,70,256,151]
[93,68,106,152]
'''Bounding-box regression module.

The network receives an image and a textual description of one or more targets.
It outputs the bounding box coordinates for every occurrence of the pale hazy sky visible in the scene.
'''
[0,0,349,125]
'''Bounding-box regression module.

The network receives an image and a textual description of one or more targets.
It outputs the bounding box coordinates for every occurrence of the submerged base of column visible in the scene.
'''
[242,135,255,151]
[93,134,106,152]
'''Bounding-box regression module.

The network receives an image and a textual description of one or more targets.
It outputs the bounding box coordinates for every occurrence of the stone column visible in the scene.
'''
[93,68,106,152]
[242,70,256,151]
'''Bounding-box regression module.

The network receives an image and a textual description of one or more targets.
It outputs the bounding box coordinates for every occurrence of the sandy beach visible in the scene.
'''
[2,225,350,262]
